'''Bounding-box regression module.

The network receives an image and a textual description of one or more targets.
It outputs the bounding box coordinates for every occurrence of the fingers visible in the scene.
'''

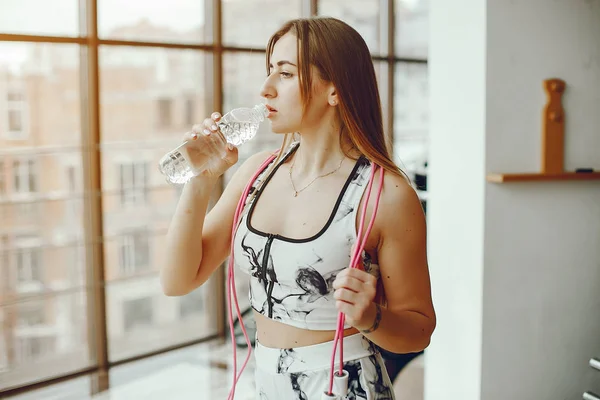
[334,268,377,286]
[334,288,358,304]
[189,112,222,140]
[221,144,238,166]
[332,275,363,292]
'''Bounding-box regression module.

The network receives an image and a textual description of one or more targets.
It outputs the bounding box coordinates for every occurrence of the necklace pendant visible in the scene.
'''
[293,191,298,197]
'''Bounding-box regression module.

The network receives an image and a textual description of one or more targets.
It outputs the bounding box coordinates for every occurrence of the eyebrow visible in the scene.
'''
[269,60,297,68]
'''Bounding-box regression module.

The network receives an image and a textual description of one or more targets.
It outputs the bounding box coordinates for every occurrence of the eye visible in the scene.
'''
[280,72,293,78]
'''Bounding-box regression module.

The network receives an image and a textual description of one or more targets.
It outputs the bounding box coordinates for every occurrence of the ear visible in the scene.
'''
[327,85,339,106]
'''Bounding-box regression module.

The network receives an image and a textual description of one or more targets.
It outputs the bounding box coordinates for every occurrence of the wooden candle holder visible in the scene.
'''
[487,78,600,183]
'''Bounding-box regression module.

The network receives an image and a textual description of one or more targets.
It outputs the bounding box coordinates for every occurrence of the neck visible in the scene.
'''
[292,115,354,176]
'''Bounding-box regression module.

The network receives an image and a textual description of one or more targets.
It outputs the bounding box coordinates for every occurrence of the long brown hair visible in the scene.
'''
[265,17,405,178]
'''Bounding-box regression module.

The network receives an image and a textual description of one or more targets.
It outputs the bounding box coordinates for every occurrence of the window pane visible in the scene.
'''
[104,276,215,361]
[98,0,207,43]
[99,46,217,362]
[395,0,429,59]
[0,162,5,196]
[223,0,302,48]
[0,43,82,148]
[373,61,390,140]
[0,41,88,390]
[318,0,384,55]
[223,52,283,181]
[393,62,429,173]
[0,292,89,391]
[0,0,79,37]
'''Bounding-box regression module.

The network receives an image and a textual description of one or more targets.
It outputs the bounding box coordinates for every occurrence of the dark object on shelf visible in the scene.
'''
[575,168,594,173]
[414,171,427,191]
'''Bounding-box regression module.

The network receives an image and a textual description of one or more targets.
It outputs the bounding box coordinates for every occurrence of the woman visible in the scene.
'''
[161,17,435,400]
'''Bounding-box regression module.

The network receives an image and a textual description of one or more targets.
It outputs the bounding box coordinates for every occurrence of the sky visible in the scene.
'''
[0,0,424,37]
[0,0,426,67]
[0,0,206,35]
[0,0,205,66]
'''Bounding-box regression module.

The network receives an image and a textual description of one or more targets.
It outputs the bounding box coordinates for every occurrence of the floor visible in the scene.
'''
[6,339,424,400]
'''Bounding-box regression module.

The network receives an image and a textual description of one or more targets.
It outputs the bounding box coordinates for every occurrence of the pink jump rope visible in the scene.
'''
[226,151,384,400]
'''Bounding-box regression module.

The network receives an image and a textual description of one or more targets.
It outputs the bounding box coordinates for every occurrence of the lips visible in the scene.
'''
[265,104,277,112]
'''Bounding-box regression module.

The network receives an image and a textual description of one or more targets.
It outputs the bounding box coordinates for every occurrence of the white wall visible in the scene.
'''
[425,0,487,399]
[483,1,600,399]
[427,0,600,399]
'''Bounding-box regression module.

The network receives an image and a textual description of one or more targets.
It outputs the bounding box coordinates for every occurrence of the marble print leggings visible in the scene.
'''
[253,334,396,400]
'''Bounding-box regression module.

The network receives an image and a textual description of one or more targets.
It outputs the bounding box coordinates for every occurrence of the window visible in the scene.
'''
[119,230,150,275]
[0,0,78,36]
[98,0,206,43]
[0,234,8,263]
[0,235,9,291]
[123,297,153,333]
[393,63,429,172]
[0,311,7,373]
[16,337,55,363]
[0,41,88,390]
[15,234,43,290]
[395,0,429,59]
[17,305,45,327]
[318,0,383,55]
[1,0,429,392]
[118,161,148,206]
[184,97,195,126]
[66,166,77,193]
[101,46,216,363]
[0,160,5,196]
[223,0,302,48]
[157,98,172,128]
[179,289,204,319]
[5,88,29,140]
[12,158,38,194]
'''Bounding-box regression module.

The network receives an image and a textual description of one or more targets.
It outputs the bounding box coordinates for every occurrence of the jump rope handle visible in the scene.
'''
[326,163,385,397]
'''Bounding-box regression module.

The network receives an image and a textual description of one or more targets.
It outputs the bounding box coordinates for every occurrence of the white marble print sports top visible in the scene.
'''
[232,142,380,330]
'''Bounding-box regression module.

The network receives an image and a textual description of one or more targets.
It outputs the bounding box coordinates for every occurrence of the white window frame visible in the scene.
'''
[156,97,172,128]
[15,336,54,364]
[118,161,148,207]
[16,304,45,328]
[119,229,150,275]
[0,310,7,372]
[4,85,29,140]
[12,157,38,195]
[14,234,43,293]
[0,160,6,198]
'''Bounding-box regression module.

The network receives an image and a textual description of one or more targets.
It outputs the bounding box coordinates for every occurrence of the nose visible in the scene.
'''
[260,75,276,99]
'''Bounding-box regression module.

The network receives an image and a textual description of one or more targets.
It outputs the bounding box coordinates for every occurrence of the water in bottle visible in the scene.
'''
[158,103,269,184]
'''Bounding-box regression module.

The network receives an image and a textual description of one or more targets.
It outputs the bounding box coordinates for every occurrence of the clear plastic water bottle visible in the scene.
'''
[158,103,269,185]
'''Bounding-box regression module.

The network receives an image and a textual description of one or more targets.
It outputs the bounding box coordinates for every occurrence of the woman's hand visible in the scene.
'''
[332,268,378,331]
[183,112,238,179]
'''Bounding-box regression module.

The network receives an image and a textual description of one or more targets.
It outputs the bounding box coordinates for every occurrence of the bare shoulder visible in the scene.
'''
[225,149,278,192]
[376,170,426,239]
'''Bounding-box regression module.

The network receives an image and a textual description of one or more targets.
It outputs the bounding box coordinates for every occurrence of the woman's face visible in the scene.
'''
[260,32,333,134]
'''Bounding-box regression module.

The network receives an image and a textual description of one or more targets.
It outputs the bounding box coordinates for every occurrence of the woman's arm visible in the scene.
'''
[333,170,436,353]
[160,150,274,296]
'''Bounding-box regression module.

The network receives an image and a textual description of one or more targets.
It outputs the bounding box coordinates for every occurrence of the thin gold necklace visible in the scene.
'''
[288,154,344,197]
